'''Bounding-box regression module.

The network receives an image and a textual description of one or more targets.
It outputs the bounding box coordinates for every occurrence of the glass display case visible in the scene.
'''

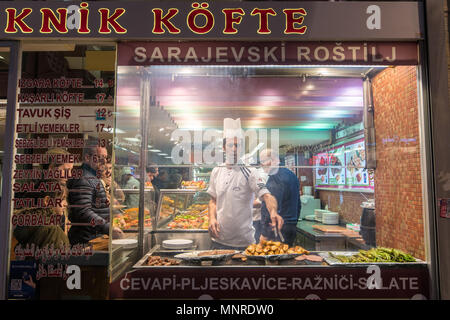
[147,189,212,257]
[110,187,155,281]
[156,189,209,229]
[113,188,155,232]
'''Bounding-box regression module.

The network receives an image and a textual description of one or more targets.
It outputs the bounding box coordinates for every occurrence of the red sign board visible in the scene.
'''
[118,42,419,66]
[109,266,429,300]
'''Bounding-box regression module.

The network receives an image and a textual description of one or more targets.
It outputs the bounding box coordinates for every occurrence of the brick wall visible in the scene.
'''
[318,190,374,224]
[372,66,425,260]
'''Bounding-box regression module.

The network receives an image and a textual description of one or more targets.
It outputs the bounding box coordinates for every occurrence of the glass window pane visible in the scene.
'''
[9,44,116,299]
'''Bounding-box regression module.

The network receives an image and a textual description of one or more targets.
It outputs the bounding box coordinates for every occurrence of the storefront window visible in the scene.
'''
[8,43,115,299]
[110,41,429,299]
[0,0,437,301]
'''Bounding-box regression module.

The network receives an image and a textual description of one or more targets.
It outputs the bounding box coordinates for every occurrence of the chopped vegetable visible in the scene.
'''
[329,247,416,263]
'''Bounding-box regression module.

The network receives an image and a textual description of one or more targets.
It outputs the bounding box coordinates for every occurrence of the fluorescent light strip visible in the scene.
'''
[150,64,388,69]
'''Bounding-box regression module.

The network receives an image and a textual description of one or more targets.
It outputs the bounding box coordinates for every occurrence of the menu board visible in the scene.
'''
[328,146,345,185]
[9,48,116,298]
[314,138,374,191]
[315,152,329,186]
[345,139,370,188]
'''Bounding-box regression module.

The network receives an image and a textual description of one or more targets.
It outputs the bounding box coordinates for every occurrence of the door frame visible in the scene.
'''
[0,41,22,300]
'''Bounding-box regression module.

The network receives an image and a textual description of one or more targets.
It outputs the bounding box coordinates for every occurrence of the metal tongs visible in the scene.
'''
[274,224,285,243]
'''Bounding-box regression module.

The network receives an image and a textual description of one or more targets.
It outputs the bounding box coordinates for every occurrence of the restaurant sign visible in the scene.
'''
[118,41,419,66]
[109,265,430,300]
[0,1,423,40]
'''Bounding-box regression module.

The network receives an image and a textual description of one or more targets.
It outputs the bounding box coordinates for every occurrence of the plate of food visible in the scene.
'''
[319,248,425,266]
[244,241,309,261]
[174,249,240,261]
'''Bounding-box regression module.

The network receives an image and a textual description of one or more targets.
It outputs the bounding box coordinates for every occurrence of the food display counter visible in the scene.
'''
[110,239,429,300]
[113,188,155,231]
[149,188,211,253]
[111,188,212,281]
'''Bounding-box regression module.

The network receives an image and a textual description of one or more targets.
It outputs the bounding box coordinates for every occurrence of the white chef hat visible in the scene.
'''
[122,166,133,175]
[223,118,243,140]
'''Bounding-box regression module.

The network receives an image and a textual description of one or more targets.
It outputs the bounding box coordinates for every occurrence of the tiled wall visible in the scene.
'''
[372,66,425,260]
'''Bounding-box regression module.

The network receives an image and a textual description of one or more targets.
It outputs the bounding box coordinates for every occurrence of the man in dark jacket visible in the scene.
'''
[259,149,301,247]
[67,146,123,245]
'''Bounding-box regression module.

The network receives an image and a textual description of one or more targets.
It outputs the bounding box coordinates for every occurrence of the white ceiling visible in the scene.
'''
[115,65,382,160]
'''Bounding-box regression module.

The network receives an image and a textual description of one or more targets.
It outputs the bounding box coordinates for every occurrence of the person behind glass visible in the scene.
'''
[152,169,182,190]
[67,145,124,245]
[146,163,160,203]
[252,198,262,243]
[143,163,160,214]
[13,181,70,250]
[101,161,125,206]
[207,118,284,251]
[41,148,74,187]
[152,168,169,190]
[243,153,266,244]
[146,163,159,186]
[40,148,74,232]
[259,148,301,247]
[120,166,140,209]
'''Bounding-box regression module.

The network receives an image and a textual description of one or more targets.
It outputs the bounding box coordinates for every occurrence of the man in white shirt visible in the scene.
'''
[207,119,283,250]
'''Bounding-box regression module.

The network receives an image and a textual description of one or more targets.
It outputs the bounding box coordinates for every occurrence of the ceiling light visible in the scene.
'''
[158,153,168,156]
[296,123,334,130]
[159,128,165,132]
[149,149,161,152]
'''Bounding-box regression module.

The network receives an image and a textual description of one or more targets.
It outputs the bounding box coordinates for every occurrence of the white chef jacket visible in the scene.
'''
[207,165,270,247]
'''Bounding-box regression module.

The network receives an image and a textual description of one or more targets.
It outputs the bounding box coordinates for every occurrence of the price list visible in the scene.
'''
[11,73,115,282]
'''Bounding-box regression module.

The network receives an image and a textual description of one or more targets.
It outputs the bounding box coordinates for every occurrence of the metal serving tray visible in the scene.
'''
[133,246,185,268]
[318,251,426,266]
[174,250,240,262]
[243,253,302,261]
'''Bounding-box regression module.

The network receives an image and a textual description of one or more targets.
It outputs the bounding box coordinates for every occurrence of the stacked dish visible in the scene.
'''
[162,239,194,250]
[314,209,329,222]
[322,211,339,225]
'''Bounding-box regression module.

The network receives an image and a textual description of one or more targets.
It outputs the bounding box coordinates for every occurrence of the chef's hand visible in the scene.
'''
[208,218,220,238]
[112,227,124,239]
[270,211,284,233]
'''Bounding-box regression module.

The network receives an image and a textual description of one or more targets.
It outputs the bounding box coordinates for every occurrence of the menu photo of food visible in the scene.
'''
[329,147,345,186]
[315,152,328,185]
[345,140,369,187]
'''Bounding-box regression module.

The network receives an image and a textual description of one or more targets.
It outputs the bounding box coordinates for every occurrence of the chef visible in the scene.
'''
[207,118,283,250]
